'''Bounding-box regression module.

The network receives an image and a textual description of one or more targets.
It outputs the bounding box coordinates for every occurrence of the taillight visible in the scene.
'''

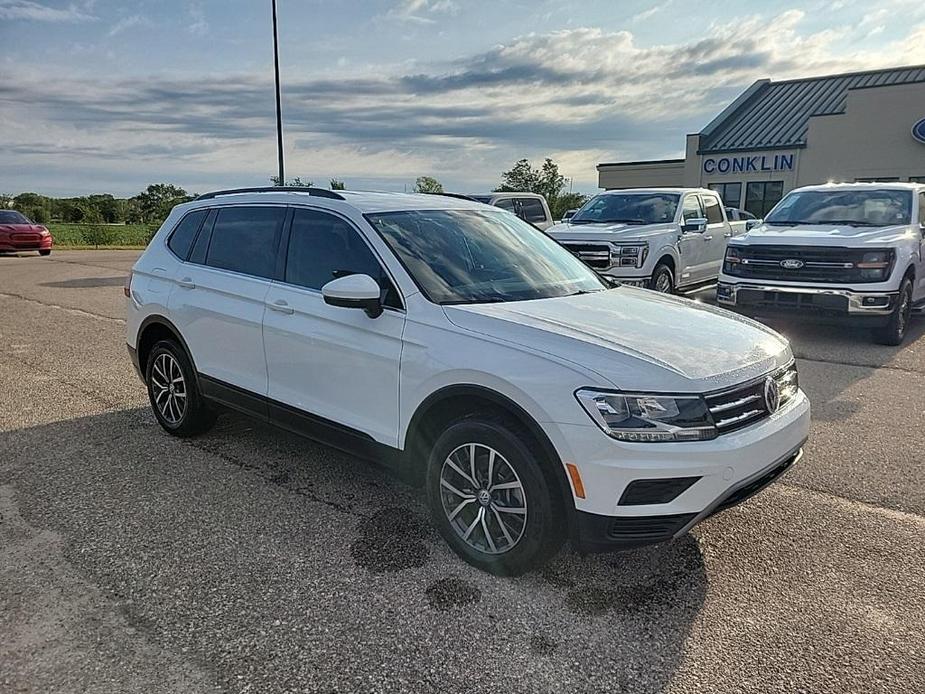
[123,272,133,298]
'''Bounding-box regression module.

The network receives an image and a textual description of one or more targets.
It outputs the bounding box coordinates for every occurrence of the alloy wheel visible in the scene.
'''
[654,270,673,293]
[439,443,527,555]
[150,352,187,425]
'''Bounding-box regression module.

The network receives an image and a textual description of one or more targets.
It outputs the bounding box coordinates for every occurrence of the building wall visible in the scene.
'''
[598,160,685,189]
[799,82,925,184]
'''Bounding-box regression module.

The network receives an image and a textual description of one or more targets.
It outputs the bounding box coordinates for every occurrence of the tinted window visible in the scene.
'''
[709,182,742,208]
[702,195,724,224]
[286,209,400,307]
[519,198,547,223]
[167,210,207,260]
[494,198,515,211]
[571,193,679,225]
[0,210,30,224]
[205,206,285,278]
[367,209,606,305]
[681,196,703,221]
[918,193,925,225]
[745,181,784,217]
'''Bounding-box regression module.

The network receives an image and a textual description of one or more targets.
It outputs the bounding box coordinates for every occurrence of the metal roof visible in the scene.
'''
[699,65,925,153]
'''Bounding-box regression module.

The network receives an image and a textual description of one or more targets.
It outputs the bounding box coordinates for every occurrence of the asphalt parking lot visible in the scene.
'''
[2,250,923,694]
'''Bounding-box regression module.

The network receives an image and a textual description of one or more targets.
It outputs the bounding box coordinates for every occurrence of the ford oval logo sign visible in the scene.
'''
[780,258,805,269]
[914,118,925,145]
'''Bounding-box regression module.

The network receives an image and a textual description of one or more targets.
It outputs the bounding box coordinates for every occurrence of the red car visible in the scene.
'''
[0,210,53,255]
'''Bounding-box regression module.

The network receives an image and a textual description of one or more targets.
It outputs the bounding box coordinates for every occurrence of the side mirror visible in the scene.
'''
[745,219,761,231]
[562,209,577,222]
[681,217,708,233]
[321,274,383,318]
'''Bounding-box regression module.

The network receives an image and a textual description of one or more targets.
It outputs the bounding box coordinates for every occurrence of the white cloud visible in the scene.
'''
[632,1,672,23]
[0,0,95,22]
[187,1,208,36]
[386,0,459,24]
[108,14,149,37]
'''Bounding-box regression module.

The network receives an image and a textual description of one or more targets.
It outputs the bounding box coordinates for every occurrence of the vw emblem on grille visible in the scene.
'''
[780,258,804,269]
[763,377,781,414]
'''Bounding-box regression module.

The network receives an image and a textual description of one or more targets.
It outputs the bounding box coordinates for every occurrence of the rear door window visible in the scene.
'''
[494,198,515,212]
[204,206,286,279]
[167,210,207,260]
[519,198,547,224]
[701,195,724,224]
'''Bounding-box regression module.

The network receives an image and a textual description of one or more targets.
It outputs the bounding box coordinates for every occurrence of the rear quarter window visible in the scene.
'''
[166,210,208,260]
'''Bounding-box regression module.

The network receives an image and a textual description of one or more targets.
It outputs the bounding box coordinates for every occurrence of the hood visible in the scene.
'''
[443,287,790,393]
[738,222,913,247]
[547,221,676,244]
[0,223,47,235]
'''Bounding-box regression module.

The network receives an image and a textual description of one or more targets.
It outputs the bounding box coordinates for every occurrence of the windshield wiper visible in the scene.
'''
[821,219,883,227]
[764,219,815,226]
[570,218,647,225]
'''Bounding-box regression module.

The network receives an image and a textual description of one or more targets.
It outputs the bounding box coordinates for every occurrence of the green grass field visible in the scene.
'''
[47,223,152,249]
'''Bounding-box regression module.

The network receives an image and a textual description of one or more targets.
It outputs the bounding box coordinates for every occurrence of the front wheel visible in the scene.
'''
[39,249,51,256]
[872,277,913,346]
[426,417,565,575]
[649,263,674,293]
[146,340,216,437]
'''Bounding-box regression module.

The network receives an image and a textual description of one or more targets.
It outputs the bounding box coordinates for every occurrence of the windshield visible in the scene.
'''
[366,209,607,305]
[570,193,679,225]
[0,211,30,224]
[765,189,913,226]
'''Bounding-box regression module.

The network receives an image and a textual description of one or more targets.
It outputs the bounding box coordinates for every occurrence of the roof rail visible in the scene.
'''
[431,192,480,202]
[195,186,346,201]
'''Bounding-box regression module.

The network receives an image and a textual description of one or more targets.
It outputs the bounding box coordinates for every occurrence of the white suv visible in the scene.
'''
[126,187,810,575]
[718,183,925,345]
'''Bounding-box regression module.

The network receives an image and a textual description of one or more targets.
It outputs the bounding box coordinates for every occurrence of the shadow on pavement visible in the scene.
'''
[40,276,127,289]
[1,405,708,693]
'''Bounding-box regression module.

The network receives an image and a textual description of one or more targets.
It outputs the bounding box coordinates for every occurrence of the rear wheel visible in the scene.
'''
[146,340,216,437]
[39,249,51,256]
[426,417,565,575]
[873,277,913,346]
[649,262,674,293]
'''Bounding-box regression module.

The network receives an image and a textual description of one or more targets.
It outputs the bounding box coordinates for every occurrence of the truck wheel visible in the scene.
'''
[873,277,913,346]
[650,263,674,293]
[426,416,565,575]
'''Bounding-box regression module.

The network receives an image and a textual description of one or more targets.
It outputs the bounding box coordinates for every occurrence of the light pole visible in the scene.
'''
[272,0,285,185]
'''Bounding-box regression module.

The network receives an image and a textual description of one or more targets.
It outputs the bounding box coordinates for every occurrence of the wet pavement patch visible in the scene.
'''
[351,506,431,573]
[529,633,558,655]
[425,576,481,611]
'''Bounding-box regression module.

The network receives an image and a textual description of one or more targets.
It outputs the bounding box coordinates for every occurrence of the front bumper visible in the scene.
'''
[0,235,53,252]
[717,281,897,325]
[574,445,803,552]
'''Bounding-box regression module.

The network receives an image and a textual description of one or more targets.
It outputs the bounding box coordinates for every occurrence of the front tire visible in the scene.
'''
[145,339,216,437]
[426,417,565,575]
[649,262,674,293]
[873,277,913,346]
[39,249,51,256]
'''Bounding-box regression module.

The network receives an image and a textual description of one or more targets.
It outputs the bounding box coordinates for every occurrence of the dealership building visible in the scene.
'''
[598,65,925,217]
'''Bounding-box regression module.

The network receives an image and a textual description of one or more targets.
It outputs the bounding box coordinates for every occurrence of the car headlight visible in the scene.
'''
[612,244,648,268]
[723,246,743,274]
[575,389,717,442]
[856,250,894,281]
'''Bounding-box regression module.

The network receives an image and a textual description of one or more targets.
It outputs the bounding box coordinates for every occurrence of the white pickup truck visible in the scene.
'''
[718,183,925,345]
[546,188,740,293]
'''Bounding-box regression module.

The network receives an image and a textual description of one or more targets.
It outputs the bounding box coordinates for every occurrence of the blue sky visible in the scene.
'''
[2,0,924,197]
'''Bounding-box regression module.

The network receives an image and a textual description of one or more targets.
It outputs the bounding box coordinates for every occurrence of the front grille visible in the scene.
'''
[725,245,891,284]
[562,242,611,269]
[705,362,799,435]
[11,233,40,243]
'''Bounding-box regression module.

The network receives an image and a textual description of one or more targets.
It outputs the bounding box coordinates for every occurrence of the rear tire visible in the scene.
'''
[39,249,51,256]
[873,277,913,346]
[145,339,216,437]
[649,262,674,293]
[426,416,565,575]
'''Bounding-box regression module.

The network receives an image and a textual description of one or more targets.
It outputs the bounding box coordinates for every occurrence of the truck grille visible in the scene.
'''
[705,362,799,435]
[561,243,611,269]
[724,245,891,284]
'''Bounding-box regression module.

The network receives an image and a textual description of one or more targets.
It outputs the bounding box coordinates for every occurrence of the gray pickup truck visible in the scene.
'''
[546,188,741,293]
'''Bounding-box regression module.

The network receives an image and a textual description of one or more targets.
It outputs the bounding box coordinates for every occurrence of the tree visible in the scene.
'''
[413,176,444,194]
[131,184,192,224]
[494,157,571,217]
[270,175,312,186]
[329,178,345,190]
[551,192,589,222]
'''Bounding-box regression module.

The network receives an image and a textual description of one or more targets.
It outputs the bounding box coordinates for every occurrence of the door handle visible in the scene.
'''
[177,277,195,289]
[723,232,733,238]
[267,299,294,314]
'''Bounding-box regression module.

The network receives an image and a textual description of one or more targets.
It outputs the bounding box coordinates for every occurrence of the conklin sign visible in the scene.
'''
[703,153,795,175]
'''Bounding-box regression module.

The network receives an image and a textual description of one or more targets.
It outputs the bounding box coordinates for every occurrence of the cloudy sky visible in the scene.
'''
[2,0,925,197]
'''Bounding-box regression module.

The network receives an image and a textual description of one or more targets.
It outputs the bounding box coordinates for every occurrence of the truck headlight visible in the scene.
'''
[723,246,742,274]
[856,250,894,281]
[575,389,716,442]
[612,244,648,268]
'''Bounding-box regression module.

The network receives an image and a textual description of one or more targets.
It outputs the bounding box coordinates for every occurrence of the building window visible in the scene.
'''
[745,181,784,217]
[854,177,900,182]
[708,182,742,209]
